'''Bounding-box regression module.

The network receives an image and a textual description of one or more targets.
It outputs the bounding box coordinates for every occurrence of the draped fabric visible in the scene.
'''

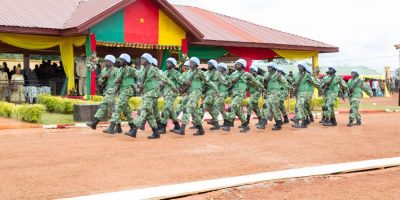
[86,33,97,97]
[161,50,171,71]
[188,45,228,59]
[273,49,318,60]
[225,47,277,71]
[0,33,86,93]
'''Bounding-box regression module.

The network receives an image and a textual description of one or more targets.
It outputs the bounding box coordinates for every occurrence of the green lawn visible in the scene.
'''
[40,112,75,125]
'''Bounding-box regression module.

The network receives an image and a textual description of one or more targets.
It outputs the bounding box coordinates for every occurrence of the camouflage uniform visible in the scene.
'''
[247,74,264,120]
[222,70,264,132]
[215,73,231,122]
[110,66,137,124]
[175,69,192,115]
[347,77,372,126]
[94,66,118,120]
[292,72,320,128]
[160,68,183,128]
[277,75,291,120]
[321,74,347,126]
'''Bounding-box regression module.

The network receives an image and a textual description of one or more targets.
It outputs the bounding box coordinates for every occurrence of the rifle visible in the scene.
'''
[321,74,336,96]
[348,78,361,97]
[136,66,150,95]
[227,71,245,92]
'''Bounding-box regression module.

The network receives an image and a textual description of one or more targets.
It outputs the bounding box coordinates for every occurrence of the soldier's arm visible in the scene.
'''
[308,73,321,89]
[361,81,373,97]
[155,70,176,90]
[247,73,264,91]
[217,72,228,85]
[201,72,218,91]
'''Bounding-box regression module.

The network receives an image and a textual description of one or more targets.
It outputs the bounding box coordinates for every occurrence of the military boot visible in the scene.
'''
[170,121,181,132]
[86,118,100,130]
[158,123,167,134]
[300,118,308,128]
[116,123,123,133]
[125,124,138,138]
[292,119,301,128]
[283,115,289,124]
[272,120,282,131]
[221,120,231,131]
[194,125,205,136]
[210,120,220,130]
[355,120,362,125]
[139,122,145,131]
[256,118,267,129]
[309,114,315,123]
[148,127,160,139]
[126,123,135,134]
[347,120,354,127]
[319,116,326,124]
[240,122,250,133]
[175,124,186,135]
[103,122,116,134]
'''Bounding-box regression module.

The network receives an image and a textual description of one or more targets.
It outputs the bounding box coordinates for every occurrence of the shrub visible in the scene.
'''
[0,101,45,123]
[37,94,92,114]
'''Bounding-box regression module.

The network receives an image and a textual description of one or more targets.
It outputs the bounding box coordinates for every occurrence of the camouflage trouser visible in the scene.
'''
[94,89,116,120]
[304,92,313,116]
[153,97,161,123]
[294,92,312,120]
[182,90,202,125]
[201,91,218,121]
[349,97,361,121]
[134,96,158,129]
[161,95,178,124]
[278,90,289,116]
[261,90,281,121]
[212,92,228,120]
[110,86,134,124]
[226,91,247,123]
[323,93,338,118]
[247,92,262,118]
[176,94,189,115]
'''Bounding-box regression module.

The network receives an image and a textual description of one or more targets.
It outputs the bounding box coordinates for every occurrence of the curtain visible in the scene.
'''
[273,49,318,60]
[0,33,86,93]
[188,45,228,59]
[161,50,170,71]
[225,47,277,71]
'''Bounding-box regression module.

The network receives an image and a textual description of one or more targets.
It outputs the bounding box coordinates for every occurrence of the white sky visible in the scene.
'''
[169,0,400,72]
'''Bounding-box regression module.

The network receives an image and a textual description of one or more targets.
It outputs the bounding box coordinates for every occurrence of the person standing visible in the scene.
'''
[125,53,177,139]
[257,62,288,131]
[321,67,348,126]
[201,59,227,130]
[103,54,137,134]
[76,54,87,96]
[10,66,25,104]
[221,59,264,132]
[158,57,183,134]
[246,65,264,125]
[86,55,118,130]
[0,64,9,101]
[347,69,373,126]
[291,63,320,128]
[175,57,217,136]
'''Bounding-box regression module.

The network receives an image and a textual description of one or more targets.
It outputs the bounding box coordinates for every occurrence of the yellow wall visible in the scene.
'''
[158,10,186,46]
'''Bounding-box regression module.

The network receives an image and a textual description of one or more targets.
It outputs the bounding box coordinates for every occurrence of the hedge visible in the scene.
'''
[37,94,93,114]
[0,101,45,123]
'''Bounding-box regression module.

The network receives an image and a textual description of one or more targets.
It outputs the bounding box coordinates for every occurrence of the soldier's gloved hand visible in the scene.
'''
[173,87,178,93]
[103,74,110,79]
[231,78,238,84]
[185,81,191,86]
[116,78,122,84]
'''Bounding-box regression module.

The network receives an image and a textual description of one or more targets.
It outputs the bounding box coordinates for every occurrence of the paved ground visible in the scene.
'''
[1,111,400,200]
[182,167,400,200]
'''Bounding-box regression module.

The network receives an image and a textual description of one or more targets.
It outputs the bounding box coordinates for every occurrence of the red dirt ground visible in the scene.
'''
[182,167,400,200]
[1,112,400,199]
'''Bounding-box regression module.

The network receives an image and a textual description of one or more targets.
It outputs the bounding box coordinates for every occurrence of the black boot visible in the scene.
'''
[304,117,310,125]
[255,117,261,126]
[231,120,235,127]
[116,123,123,133]
[319,117,326,124]
[125,124,138,138]
[210,120,220,130]
[189,122,197,129]
[221,120,231,131]
[300,119,308,128]
[158,123,167,134]
[272,120,282,131]
[221,119,228,128]
[347,120,353,127]
[140,122,145,131]
[309,114,315,123]
[355,120,362,125]
[194,125,205,136]
[283,115,289,124]
[103,122,116,134]
[170,121,181,132]
[126,123,135,134]
[240,122,250,133]
[256,118,267,129]
[207,120,214,125]
[323,118,331,126]
[86,118,100,130]
[175,124,186,135]
[148,127,160,139]
[292,119,300,128]
[331,118,337,126]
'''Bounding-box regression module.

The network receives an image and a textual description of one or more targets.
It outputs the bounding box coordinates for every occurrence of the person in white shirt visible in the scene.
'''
[76,54,87,96]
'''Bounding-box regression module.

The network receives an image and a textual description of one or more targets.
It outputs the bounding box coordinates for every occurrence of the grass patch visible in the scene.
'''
[40,112,75,125]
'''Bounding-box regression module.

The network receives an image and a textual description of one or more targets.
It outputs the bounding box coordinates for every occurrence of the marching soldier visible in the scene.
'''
[320,67,348,126]
[175,57,217,136]
[347,69,373,126]
[221,59,264,133]
[257,62,288,130]
[125,53,176,139]
[158,57,183,134]
[103,53,137,134]
[246,65,264,125]
[216,63,231,127]
[291,63,320,128]
[86,55,118,130]
[201,59,227,130]
[175,60,191,118]
[276,67,291,124]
